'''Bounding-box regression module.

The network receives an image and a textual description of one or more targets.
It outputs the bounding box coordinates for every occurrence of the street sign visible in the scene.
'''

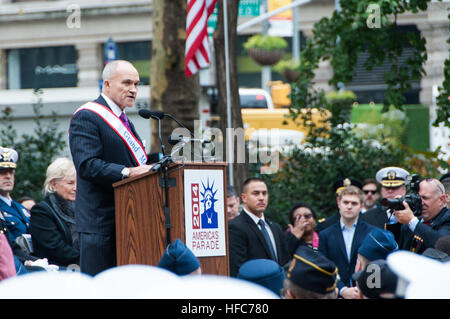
[208,0,261,36]
[239,0,261,17]
[104,37,118,64]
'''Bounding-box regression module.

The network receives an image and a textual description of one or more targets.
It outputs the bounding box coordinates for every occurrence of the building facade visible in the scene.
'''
[0,0,448,154]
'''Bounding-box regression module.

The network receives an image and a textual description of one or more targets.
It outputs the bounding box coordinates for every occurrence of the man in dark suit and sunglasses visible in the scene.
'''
[361,178,380,213]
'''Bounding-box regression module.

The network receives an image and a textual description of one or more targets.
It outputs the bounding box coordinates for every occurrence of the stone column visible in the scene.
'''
[75,42,102,87]
[0,50,6,89]
[302,28,334,93]
[417,4,450,106]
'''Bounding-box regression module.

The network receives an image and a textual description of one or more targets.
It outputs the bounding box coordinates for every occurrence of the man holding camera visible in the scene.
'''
[396,178,450,254]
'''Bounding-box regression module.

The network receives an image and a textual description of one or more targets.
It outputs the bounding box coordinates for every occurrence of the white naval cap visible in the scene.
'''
[0,146,18,169]
[375,167,410,188]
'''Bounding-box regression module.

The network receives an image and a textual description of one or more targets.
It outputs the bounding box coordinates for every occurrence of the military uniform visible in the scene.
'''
[0,147,31,242]
[361,167,410,243]
[0,147,37,268]
[0,201,30,242]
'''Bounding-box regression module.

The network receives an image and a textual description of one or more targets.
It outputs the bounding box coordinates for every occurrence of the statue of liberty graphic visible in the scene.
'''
[200,178,219,228]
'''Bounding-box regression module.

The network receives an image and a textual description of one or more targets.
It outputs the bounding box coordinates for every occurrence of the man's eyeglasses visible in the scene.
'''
[363,190,378,195]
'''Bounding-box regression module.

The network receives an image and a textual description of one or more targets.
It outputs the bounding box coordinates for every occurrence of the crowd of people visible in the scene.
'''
[0,59,449,299]
[226,173,450,299]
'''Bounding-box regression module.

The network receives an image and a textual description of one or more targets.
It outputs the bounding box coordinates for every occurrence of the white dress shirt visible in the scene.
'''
[101,93,123,117]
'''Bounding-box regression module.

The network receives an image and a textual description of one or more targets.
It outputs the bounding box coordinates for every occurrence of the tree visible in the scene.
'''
[255,91,442,229]
[150,0,200,154]
[214,0,249,193]
[255,1,449,227]
[290,0,446,120]
[0,89,67,201]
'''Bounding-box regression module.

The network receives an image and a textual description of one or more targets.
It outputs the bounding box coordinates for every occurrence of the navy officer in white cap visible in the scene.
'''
[361,167,410,243]
[0,146,31,242]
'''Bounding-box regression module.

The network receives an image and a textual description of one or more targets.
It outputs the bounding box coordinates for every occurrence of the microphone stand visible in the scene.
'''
[151,139,191,244]
[152,115,166,157]
[151,115,173,246]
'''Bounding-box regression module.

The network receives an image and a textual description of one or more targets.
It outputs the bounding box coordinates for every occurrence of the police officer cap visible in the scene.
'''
[157,239,200,276]
[237,259,285,296]
[376,167,410,188]
[0,146,18,169]
[358,228,398,261]
[333,178,363,195]
[287,246,338,294]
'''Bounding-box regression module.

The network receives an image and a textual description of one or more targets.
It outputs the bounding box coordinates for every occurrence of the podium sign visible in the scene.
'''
[114,162,229,276]
[184,169,226,257]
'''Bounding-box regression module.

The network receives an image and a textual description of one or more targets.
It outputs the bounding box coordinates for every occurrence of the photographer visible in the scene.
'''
[396,178,450,254]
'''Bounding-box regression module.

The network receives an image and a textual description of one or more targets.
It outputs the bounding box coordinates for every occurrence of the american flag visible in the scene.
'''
[185,0,218,77]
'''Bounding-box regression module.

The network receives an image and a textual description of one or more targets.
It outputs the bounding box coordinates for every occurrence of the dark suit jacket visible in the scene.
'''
[399,207,450,254]
[316,212,340,233]
[228,210,301,277]
[69,95,144,235]
[361,206,402,243]
[318,218,374,289]
[30,195,79,267]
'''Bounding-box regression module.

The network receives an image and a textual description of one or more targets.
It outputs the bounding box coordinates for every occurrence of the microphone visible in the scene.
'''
[168,134,211,145]
[138,109,194,138]
[138,109,166,156]
[138,109,164,120]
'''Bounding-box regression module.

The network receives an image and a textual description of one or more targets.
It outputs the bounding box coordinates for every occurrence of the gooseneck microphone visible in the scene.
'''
[138,109,165,155]
[138,109,194,138]
[138,109,164,120]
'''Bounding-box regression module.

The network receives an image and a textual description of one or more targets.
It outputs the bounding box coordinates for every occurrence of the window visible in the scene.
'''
[8,46,78,89]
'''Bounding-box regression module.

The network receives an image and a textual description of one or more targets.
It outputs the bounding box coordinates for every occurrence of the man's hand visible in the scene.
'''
[128,164,154,178]
[394,200,415,224]
[341,287,361,299]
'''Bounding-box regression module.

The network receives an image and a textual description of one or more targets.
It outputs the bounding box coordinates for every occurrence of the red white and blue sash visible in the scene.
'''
[73,102,147,166]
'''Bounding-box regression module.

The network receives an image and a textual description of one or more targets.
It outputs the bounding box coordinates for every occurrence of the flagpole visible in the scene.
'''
[223,0,234,186]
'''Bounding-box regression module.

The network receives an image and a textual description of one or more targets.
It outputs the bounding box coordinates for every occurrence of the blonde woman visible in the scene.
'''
[30,158,79,267]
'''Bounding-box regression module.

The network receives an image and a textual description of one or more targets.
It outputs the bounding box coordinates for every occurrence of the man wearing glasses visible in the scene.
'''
[361,167,409,243]
[361,179,380,213]
[396,178,450,254]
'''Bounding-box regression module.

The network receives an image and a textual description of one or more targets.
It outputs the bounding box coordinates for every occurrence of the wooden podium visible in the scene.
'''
[113,162,229,276]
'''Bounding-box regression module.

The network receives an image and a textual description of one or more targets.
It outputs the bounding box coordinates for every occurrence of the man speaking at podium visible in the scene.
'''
[69,60,153,276]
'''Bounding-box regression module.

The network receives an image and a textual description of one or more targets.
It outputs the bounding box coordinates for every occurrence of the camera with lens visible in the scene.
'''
[381,174,422,217]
